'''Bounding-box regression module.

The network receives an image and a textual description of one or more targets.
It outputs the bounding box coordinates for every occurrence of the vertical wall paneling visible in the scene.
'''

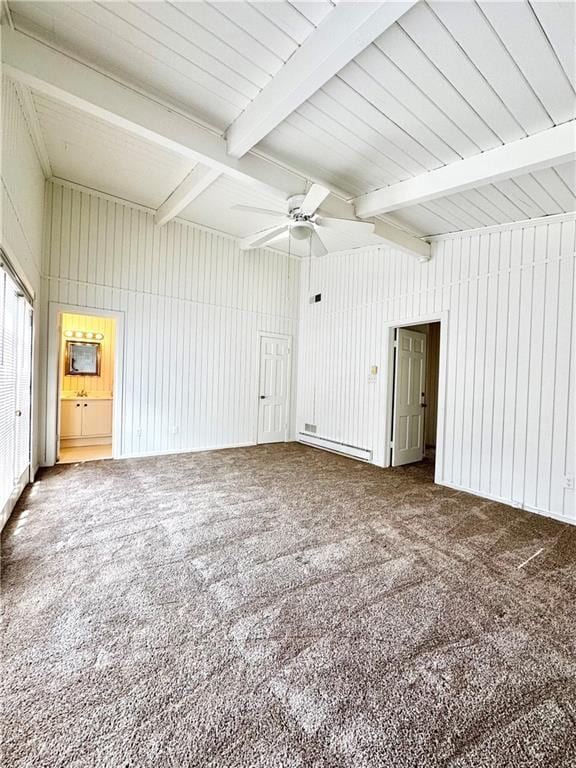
[1,78,45,288]
[297,215,576,523]
[1,77,46,474]
[42,180,300,461]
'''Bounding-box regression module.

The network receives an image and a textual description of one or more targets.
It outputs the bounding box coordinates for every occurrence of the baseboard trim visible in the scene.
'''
[116,441,257,460]
[440,480,575,526]
[60,436,112,447]
[40,439,299,466]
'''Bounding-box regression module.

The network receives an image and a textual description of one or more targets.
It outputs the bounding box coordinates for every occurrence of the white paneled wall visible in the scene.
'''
[1,78,45,290]
[297,215,576,523]
[41,181,299,460]
[1,76,46,474]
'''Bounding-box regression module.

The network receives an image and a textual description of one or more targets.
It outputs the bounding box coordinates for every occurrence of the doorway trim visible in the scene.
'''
[45,302,125,466]
[383,311,449,484]
[256,330,292,444]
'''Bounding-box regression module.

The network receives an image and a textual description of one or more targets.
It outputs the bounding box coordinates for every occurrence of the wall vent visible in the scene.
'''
[309,293,322,303]
[304,423,317,433]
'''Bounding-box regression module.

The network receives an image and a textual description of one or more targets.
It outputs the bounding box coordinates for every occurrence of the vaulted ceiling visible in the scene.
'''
[4,0,576,256]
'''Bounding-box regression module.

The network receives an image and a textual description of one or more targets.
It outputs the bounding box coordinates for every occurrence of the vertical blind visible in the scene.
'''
[0,258,33,514]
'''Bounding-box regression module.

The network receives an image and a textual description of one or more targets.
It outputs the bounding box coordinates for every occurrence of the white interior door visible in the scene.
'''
[257,334,290,444]
[392,328,427,466]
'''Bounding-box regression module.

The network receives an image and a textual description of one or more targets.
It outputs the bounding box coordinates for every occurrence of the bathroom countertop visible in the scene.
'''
[60,393,113,400]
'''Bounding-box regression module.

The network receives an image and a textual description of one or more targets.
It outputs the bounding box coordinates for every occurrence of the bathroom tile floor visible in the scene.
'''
[58,444,112,463]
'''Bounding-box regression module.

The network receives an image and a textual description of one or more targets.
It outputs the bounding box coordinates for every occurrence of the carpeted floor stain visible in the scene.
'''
[2,443,575,767]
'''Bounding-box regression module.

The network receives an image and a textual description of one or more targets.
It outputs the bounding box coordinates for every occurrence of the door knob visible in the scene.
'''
[260,395,266,399]
[15,409,22,416]
[84,403,88,407]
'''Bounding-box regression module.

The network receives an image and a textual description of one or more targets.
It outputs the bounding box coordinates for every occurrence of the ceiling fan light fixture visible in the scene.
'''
[290,221,313,240]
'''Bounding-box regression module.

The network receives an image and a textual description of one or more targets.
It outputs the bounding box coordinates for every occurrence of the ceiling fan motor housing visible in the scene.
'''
[287,194,308,217]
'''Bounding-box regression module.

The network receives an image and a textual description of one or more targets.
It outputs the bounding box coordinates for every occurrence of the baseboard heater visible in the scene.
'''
[298,433,372,462]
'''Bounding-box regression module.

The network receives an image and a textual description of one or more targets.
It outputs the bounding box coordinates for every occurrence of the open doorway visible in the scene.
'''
[389,321,440,468]
[57,312,116,464]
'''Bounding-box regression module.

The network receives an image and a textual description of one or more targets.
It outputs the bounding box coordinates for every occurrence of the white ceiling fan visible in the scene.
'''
[234,184,374,257]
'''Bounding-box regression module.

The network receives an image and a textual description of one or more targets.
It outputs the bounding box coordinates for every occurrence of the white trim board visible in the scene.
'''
[45,303,125,466]
[427,211,576,241]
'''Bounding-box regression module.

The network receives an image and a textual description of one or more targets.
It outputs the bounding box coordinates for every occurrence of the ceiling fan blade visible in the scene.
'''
[299,183,331,216]
[315,216,375,235]
[232,204,287,218]
[310,229,328,258]
[266,230,290,245]
[240,224,290,250]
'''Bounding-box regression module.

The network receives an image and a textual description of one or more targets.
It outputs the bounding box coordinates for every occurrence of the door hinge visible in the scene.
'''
[389,440,394,448]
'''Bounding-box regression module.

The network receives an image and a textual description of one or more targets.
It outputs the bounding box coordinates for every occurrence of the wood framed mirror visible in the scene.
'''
[64,340,102,376]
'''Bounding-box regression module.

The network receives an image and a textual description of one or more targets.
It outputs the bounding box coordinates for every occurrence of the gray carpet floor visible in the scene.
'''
[2,443,575,767]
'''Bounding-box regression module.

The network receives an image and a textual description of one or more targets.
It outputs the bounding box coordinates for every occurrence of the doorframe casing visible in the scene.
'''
[256,331,292,444]
[382,311,448,485]
[45,302,125,466]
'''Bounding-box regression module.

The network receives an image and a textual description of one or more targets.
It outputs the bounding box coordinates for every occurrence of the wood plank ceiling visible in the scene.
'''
[10,1,334,129]
[257,0,576,235]
[8,0,576,241]
[30,90,196,208]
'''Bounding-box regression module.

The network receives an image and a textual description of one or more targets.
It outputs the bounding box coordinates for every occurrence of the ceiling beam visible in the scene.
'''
[354,120,576,218]
[155,165,221,227]
[226,0,419,159]
[2,27,430,260]
[369,217,430,260]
